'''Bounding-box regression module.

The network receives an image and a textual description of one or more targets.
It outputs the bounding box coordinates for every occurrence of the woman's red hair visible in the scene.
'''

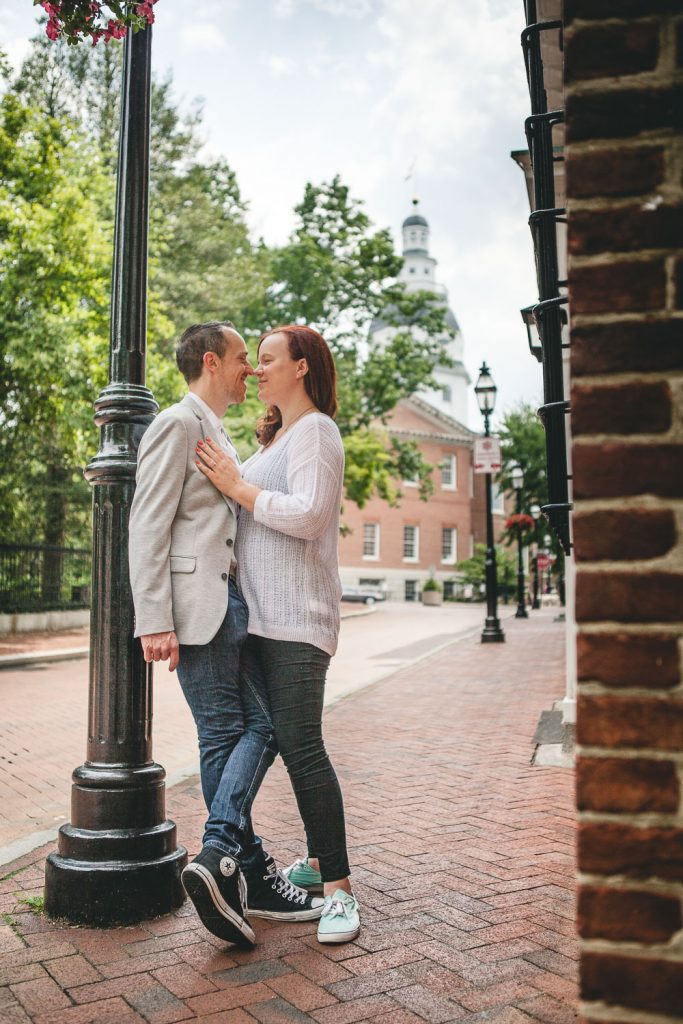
[256,325,337,446]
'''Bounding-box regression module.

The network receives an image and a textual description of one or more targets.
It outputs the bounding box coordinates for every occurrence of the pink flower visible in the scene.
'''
[45,19,60,40]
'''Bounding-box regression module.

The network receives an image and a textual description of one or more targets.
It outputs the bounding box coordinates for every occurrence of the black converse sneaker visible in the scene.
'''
[182,847,256,947]
[247,856,325,921]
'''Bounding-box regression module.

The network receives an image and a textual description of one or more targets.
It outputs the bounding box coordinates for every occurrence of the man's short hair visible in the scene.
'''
[175,321,238,383]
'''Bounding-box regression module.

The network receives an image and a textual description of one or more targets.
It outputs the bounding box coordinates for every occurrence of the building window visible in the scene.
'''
[403,525,419,561]
[441,453,456,490]
[492,482,505,514]
[363,523,380,560]
[405,580,418,602]
[443,580,455,599]
[409,267,415,273]
[410,231,416,241]
[441,527,457,564]
[442,385,452,403]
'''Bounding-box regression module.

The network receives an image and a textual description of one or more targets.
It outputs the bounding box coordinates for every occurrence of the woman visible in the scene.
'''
[196,324,359,945]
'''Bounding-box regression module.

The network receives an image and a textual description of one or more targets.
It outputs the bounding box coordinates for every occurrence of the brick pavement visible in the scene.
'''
[0,611,576,1023]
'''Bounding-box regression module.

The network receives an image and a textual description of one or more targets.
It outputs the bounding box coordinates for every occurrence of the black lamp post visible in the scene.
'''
[530,503,541,609]
[475,363,505,644]
[511,465,529,619]
[44,25,187,925]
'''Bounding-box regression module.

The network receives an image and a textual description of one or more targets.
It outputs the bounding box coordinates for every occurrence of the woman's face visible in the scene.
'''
[256,332,306,406]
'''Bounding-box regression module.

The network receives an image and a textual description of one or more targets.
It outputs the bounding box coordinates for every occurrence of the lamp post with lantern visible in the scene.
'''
[511,464,529,619]
[474,363,505,644]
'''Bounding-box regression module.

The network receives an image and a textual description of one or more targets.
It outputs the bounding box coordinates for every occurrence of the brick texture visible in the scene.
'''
[572,508,676,561]
[575,571,683,622]
[565,21,659,81]
[568,259,666,314]
[579,821,683,880]
[577,694,683,750]
[571,381,671,435]
[576,755,679,813]
[566,146,665,199]
[581,952,683,1016]
[0,615,577,1024]
[566,4,683,1019]
[573,443,683,499]
[577,631,681,688]
[571,319,683,375]
[578,887,682,942]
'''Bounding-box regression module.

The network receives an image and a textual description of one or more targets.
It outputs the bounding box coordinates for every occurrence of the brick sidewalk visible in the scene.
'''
[0,612,576,1023]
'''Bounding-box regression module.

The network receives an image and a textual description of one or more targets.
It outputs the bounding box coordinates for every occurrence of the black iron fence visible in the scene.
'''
[0,544,92,614]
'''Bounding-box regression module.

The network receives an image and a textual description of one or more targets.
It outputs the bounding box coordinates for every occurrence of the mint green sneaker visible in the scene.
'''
[317,889,360,944]
[281,857,323,895]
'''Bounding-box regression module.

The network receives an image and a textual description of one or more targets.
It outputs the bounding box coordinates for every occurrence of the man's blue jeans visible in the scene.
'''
[176,580,276,879]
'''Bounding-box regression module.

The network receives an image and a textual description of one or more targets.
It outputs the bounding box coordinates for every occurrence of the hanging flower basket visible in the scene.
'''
[35,1,158,46]
[505,513,535,531]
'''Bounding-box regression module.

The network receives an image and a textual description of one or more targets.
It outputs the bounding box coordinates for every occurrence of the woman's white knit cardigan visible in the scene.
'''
[236,412,344,657]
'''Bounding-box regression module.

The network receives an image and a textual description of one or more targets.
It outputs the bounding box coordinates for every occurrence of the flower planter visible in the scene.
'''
[421,590,442,606]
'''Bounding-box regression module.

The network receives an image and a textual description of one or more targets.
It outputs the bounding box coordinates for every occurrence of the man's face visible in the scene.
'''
[216,331,253,405]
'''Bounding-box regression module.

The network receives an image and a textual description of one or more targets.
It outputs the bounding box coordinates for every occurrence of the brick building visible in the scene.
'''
[519,1,683,1019]
[338,396,483,601]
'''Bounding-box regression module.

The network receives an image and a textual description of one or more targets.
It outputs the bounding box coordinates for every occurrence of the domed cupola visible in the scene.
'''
[402,198,429,255]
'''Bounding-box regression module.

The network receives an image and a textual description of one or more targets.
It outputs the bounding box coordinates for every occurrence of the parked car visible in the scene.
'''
[341,586,385,605]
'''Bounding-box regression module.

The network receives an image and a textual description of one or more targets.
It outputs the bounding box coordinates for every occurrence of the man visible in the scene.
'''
[129,321,322,947]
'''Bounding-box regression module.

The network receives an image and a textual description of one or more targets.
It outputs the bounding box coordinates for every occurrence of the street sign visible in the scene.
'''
[473,437,502,474]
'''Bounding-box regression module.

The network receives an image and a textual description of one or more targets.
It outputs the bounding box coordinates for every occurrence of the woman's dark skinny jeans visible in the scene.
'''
[241,634,351,882]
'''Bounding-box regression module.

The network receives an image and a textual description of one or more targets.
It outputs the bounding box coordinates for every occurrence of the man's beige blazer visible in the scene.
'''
[129,394,238,645]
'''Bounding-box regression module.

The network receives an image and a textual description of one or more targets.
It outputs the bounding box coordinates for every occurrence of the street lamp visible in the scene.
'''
[530,503,541,609]
[474,363,505,644]
[44,26,186,926]
[511,465,528,620]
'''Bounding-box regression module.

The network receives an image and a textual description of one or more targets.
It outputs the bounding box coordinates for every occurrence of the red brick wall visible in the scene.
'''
[566,3,683,1020]
[339,437,473,571]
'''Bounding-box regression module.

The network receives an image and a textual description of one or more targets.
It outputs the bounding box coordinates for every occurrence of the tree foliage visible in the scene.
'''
[1,35,452,546]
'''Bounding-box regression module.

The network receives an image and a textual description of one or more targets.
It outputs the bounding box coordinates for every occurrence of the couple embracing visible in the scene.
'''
[128,321,359,948]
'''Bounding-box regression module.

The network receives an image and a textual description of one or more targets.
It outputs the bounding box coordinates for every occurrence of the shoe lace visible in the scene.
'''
[272,871,307,904]
[323,895,351,920]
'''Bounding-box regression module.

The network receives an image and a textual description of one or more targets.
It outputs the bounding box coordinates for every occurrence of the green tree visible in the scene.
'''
[455,544,517,599]
[264,177,450,504]
[0,69,111,546]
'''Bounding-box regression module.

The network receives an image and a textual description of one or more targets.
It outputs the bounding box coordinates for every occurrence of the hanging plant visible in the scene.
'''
[34,1,158,45]
[505,513,535,532]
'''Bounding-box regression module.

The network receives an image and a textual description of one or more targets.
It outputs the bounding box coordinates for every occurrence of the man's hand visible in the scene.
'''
[140,631,180,672]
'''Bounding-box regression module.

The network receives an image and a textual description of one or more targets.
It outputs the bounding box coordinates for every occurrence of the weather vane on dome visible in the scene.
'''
[404,159,419,205]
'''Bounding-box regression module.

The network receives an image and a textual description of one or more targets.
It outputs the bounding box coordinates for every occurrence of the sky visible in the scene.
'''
[1,0,542,427]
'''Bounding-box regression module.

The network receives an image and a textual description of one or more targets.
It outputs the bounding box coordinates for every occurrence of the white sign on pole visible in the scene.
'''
[473,437,502,474]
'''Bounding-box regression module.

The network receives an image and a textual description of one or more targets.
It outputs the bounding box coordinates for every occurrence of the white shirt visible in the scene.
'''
[236,413,344,656]
[187,392,239,569]
[187,392,240,464]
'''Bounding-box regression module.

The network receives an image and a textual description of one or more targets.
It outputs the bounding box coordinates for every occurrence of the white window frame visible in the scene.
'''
[403,524,420,563]
[441,453,457,491]
[441,527,457,565]
[492,481,505,514]
[362,522,380,561]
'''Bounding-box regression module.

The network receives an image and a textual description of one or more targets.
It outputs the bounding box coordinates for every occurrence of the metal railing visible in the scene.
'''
[0,544,92,614]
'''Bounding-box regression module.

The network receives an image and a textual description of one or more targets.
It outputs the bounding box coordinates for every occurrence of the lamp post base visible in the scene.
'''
[44,763,187,926]
[515,605,529,619]
[45,845,186,926]
[481,619,506,643]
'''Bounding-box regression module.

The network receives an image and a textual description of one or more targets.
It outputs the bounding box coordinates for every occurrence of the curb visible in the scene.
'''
[0,647,89,670]
[0,608,375,669]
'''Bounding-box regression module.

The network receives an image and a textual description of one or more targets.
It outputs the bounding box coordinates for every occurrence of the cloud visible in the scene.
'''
[371,0,527,163]
[181,22,227,51]
[267,55,295,77]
